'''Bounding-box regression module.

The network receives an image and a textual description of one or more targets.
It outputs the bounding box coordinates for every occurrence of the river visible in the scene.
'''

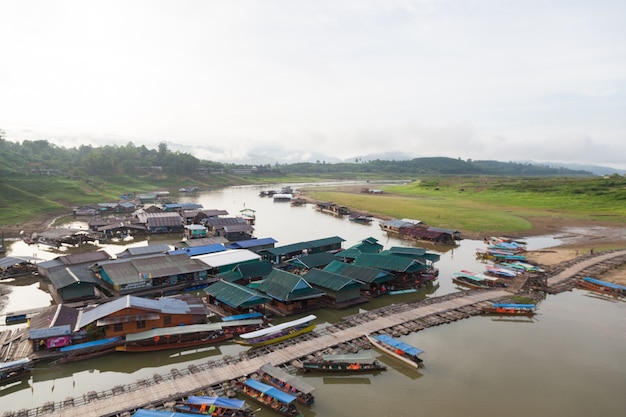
[1,183,625,416]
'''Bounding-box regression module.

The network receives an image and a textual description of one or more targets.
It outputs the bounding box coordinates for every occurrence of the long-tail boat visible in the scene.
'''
[481,303,536,316]
[50,336,122,365]
[234,315,316,348]
[257,363,315,406]
[301,352,387,373]
[236,379,304,417]
[172,395,257,416]
[452,271,491,289]
[577,277,626,297]
[366,333,425,369]
[115,323,233,352]
[0,358,32,386]
[132,409,217,417]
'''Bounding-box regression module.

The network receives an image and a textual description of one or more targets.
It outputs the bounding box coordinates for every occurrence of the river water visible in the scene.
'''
[1,183,625,416]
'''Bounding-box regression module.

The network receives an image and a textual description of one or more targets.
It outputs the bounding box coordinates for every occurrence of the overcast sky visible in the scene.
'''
[1,1,625,168]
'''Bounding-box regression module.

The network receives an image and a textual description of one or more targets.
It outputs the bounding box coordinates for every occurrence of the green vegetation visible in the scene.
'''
[306,176,626,236]
[2,130,625,237]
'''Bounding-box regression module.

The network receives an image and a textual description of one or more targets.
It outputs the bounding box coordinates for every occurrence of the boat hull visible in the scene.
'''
[234,323,316,348]
[116,334,233,352]
[301,361,386,373]
[366,334,424,369]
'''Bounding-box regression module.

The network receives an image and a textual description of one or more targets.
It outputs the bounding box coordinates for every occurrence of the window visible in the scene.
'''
[136,320,146,329]
[163,315,172,326]
[113,323,123,332]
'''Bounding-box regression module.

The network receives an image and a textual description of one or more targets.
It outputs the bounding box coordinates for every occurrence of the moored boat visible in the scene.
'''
[301,352,387,373]
[366,333,425,369]
[257,363,315,406]
[576,277,626,297]
[50,336,122,365]
[0,358,32,386]
[481,303,536,316]
[234,315,316,348]
[236,379,303,417]
[115,323,234,353]
[172,395,256,416]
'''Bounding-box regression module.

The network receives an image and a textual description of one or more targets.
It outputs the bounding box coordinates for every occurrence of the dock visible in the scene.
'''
[3,249,626,417]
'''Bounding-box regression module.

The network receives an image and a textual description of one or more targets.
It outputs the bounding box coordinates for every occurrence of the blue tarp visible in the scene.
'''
[492,303,536,309]
[186,396,246,410]
[132,410,198,417]
[583,277,626,291]
[243,379,297,404]
[221,312,264,321]
[374,334,424,357]
[60,337,119,352]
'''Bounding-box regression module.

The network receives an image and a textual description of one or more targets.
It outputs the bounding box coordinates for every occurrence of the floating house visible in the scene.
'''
[73,294,208,339]
[93,253,210,294]
[204,280,271,316]
[323,260,395,296]
[216,260,274,284]
[194,249,262,275]
[256,269,326,315]
[29,305,77,350]
[301,269,366,308]
[260,236,345,265]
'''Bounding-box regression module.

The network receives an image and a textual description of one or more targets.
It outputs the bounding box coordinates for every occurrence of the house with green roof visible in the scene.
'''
[323,260,394,297]
[204,280,271,316]
[353,253,431,291]
[301,269,366,308]
[216,260,274,284]
[256,269,326,316]
[260,236,345,265]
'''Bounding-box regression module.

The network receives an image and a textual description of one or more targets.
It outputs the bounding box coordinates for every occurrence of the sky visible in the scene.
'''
[1,0,625,168]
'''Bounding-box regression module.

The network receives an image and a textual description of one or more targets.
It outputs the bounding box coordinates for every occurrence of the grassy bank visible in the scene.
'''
[304,176,626,237]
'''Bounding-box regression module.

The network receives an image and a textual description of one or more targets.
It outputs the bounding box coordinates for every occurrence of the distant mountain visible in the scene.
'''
[346,151,417,163]
[537,162,626,176]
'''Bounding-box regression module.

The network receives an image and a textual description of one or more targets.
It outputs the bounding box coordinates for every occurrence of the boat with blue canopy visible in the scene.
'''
[257,363,315,406]
[577,277,626,297]
[237,379,303,417]
[0,358,32,386]
[221,312,264,321]
[172,395,256,416]
[366,333,425,369]
[51,336,121,365]
[481,303,536,316]
[133,410,200,417]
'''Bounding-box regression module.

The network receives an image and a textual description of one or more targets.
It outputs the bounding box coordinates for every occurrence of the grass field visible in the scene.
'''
[304,176,626,237]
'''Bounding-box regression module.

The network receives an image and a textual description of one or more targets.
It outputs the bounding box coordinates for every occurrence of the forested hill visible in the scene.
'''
[279,157,593,177]
[0,136,593,178]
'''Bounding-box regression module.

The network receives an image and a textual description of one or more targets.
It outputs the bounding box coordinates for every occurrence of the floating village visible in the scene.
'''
[1,186,625,417]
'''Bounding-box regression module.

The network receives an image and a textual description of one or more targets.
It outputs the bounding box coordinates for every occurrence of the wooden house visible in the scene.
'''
[204,217,252,239]
[301,269,366,308]
[194,209,229,225]
[204,280,271,316]
[323,260,395,296]
[256,269,325,316]
[29,305,77,350]
[226,237,277,253]
[353,253,431,290]
[73,294,208,339]
[93,253,211,294]
[216,260,273,285]
[135,212,184,234]
[260,236,345,265]
[184,224,208,239]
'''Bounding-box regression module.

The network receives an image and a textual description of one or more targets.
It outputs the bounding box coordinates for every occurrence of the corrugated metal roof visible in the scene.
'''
[257,269,325,301]
[302,269,361,291]
[205,217,247,227]
[348,237,384,254]
[259,363,315,394]
[205,280,271,308]
[100,253,208,285]
[169,244,227,257]
[75,294,206,330]
[58,250,112,266]
[197,209,229,218]
[195,250,261,268]
[353,253,429,273]
[264,236,345,256]
[0,257,32,268]
[48,266,102,289]
[227,237,277,249]
[117,244,172,258]
[223,224,254,233]
[323,260,394,284]
[382,247,441,263]
[286,252,338,269]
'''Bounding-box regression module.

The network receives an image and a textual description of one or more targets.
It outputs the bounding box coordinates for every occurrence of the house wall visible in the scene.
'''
[101,307,205,338]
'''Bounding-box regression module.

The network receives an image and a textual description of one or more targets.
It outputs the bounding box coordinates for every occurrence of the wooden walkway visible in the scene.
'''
[41,290,506,417]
